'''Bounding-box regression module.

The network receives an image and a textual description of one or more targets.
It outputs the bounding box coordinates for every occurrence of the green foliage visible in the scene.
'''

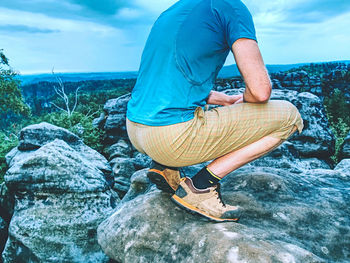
[0,131,18,183]
[0,49,30,117]
[324,89,350,162]
[25,110,106,152]
[324,89,350,124]
[0,110,106,182]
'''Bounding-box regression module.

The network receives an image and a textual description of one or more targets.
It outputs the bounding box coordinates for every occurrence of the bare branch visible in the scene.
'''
[50,102,67,112]
[71,86,82,114]
[51,68,83,117]
[53,84,65,100]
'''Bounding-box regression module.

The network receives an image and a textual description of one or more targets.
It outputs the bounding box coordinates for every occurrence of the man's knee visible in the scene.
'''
[278,100,304,134]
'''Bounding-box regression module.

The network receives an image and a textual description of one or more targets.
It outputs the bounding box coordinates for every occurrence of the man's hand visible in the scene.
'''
[227,94,243,105]
[232,94,243,104]
[206,91,243,106]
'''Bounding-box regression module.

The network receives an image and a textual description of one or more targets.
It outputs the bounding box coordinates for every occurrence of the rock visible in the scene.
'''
[108,153,152,196]
[0,216,7,258]
[271,79,282,89]
[0,183,14,224]
[92,112,106,129]
[309,76,321,87]
[131,153,152,170]
[113,176,132,198]
[216,85,226,92]
[121,168,151,203]
[281,71,309,89]
[110,157,136,179]
[2,139,119,262]
[289,92,335,159]
[9,122,112,175]
[339,132,350,159]
[0,182,15,261]
[110,157,136,197]
[97,166,349,262]
[6,139,107,193]
[105,139,132,160]
[17,122,81,151]
[103,93,131,142]
[334,159,350,178]
[250,141,331,172]
[72,123,85,137]
[5,147,35,169]
[310,86,322,97]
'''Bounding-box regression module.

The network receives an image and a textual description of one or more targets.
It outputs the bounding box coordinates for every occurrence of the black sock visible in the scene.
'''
[191,166,221,189]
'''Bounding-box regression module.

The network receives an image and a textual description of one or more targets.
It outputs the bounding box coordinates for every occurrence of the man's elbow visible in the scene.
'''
[254,83,272,103]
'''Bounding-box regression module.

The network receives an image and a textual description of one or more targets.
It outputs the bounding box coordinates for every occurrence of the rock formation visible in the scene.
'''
[98,164,350,262]
[340,132,350,159]
[1,123,119,262]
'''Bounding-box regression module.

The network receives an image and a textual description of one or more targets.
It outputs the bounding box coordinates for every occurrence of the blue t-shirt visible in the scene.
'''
[127,0,256,126]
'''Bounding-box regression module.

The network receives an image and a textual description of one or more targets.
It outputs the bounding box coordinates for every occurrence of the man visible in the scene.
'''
[126,0,303,222]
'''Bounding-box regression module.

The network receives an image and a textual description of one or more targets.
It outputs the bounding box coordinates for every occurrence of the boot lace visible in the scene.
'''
[213,183,226,207]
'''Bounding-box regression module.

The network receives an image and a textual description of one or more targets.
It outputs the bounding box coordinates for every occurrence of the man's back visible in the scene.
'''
[127,0,256,126]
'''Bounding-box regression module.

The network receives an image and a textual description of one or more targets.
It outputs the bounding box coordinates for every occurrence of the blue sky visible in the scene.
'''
[0,0,349,74]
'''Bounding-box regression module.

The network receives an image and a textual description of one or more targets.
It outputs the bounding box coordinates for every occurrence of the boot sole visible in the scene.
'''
[171,194,240,223]
[147,169,176,194]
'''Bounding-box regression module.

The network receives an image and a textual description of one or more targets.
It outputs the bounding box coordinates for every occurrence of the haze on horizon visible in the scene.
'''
[0,0,349,74]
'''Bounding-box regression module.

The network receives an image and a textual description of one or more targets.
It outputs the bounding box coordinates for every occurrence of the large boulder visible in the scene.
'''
[0,183,15,257]
[97,165,350,262]
[105,139,133,160]
[289,92,335,158]
[334,158,350,177]
[17,122,81,151]
[103,93,131,143]
[11,122,111,175]
[339,132,350,159]
[110,154,152,198]
[2,139,119,262]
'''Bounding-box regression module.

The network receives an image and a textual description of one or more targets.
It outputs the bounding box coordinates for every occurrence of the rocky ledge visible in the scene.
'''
[1,123,119,262]
[98,164,350,262]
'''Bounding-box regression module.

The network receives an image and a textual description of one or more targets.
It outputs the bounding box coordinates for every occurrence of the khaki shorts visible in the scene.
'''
[126,100,303,167]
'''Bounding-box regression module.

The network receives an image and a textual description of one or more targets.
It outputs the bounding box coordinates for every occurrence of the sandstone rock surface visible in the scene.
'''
[340,132,350,159]
[2,134,119,262]
[98,166,350,263]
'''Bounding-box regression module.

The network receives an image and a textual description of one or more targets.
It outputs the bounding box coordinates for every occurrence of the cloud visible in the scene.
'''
[1,0,349,74]
[286,0,350,23]
[0,0,151,29]
[245,0,350,25]
[0,24,59,34]
[68,0,131,15]
[0,7,119,35]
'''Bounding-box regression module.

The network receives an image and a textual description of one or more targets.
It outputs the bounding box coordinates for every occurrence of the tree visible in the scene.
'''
[50,69,81,118]
[0,49,30,123]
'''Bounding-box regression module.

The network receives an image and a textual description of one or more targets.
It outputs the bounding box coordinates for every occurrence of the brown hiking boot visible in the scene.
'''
[147,161,181,193]
[171,177,241,222]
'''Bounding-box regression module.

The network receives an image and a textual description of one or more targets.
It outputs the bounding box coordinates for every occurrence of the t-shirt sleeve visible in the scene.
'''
[212,0,257,50]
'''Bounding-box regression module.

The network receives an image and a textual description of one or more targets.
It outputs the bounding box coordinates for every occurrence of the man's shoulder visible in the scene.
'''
[211,0,246,10]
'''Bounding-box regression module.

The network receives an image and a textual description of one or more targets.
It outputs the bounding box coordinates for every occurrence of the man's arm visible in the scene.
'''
[232,38,271,103]
[206,91,242,106]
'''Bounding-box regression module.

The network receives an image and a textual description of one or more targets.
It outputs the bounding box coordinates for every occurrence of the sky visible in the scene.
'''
[0,0,349,74]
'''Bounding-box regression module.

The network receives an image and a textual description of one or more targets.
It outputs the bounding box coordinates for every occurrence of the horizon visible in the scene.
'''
[19,59,350,76]
[1,0,350,74]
